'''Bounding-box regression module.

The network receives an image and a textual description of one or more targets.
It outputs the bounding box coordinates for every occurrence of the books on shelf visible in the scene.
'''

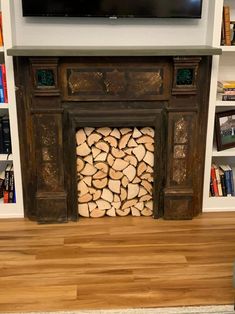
[218,94,235,101]
[210,163,235,197]
[217,81,235,101]
[218,81,235,89]
[0,116,12,154]
[0,164,15,204]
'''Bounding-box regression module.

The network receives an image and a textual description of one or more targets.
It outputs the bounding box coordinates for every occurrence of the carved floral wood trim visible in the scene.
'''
[60,62,171,101]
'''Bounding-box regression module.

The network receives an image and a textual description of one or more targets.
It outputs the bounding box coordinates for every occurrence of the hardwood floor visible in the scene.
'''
[0,212,235,312]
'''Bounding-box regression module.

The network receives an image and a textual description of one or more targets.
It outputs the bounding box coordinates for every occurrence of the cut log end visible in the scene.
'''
[77,126,155,218]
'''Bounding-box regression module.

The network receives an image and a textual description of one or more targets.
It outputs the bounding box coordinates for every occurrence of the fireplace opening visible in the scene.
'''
[76,126,155,218]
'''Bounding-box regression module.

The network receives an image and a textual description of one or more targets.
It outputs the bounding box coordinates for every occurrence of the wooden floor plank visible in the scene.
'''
[0,212,235,312]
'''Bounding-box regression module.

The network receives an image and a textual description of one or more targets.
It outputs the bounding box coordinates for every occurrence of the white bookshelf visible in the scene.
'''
[0,0,24,218]
[203,0,235,212]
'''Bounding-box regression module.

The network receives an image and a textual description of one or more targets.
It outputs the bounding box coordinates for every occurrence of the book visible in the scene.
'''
[219,165,232,196]
[1,64,8,103]
[218,80,235,89]
[227,165,235,196]
[219,168,227,196]
[211,165,219,196]
[222,6,231,46]
[220,94,235,101]
[0,117,3,153]
[0,65,4,103]
[213,164,223,196]
[223,88,235,92]
[3,164,12,203]
[8,167,14,203]
[0,12,3,47]
[0,170,4,199]
[1,116,12,154]
[210,176,215,196]
[223,91,235,95]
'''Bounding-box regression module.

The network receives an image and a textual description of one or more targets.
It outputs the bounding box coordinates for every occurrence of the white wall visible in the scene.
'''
[11,0,211,47]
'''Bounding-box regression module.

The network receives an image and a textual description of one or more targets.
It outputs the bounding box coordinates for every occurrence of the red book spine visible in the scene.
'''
[211,166,219,196]
[1,64,8,103]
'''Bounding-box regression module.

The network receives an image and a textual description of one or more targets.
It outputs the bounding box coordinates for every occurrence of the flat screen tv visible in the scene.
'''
[22,0,203,18]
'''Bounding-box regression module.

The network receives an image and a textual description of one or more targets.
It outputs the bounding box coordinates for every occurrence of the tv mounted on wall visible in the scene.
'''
[22,0,203,18]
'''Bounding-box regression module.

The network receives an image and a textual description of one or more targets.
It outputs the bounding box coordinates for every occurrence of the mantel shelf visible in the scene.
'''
[7,45,222,57]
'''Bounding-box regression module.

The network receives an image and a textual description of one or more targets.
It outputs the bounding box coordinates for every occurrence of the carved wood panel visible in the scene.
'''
[32,113,67,222]
[60,61,171,101]
[167,113,196,187]
[33,114,65,192]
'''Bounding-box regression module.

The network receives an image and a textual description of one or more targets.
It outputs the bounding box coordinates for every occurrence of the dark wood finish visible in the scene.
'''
[0,212,234,312]
[65,106,164,219]
[60,60,171,101]
[172,57,201,95]
[30,58,60,96]
[14,55,212,222]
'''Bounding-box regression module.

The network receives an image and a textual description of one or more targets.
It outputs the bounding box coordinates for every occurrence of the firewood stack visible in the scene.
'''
[76,127,155,218]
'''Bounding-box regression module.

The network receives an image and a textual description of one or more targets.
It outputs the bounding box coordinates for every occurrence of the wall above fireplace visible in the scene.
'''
[9,46,220,223]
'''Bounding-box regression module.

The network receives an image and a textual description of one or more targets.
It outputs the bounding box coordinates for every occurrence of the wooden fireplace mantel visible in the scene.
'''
[7,45,221,57]
[10,46,219,223]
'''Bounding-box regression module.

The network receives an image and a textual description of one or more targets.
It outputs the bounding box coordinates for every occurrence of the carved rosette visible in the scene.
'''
[104,70,127,94]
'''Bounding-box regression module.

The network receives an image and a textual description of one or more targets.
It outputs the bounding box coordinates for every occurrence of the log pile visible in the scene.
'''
[76,127,155,218]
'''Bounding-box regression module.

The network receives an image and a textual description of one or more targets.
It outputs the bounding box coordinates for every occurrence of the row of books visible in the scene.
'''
[217,80,235,101]
[0,116,11,154]
[210,164,235,197]
[0,64,8,103]
[0,164,15,203]
[221,5,235,46]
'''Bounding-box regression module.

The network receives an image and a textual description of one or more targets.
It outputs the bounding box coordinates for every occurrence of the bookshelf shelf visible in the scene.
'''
[212,146,235,156]
[216,99,235,106]
[0,199,23,217]
[221,46,235,52]
[205,196,235,212]
[0,103,9,109]
[0,154,12,161]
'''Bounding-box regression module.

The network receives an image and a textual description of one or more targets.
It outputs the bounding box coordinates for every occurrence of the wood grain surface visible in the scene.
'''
[0,212,234,312]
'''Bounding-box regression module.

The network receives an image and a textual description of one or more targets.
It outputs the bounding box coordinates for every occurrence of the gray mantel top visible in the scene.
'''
[7,45,222,57]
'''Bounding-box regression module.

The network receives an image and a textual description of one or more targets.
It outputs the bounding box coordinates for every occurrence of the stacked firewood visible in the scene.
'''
[76,127,154,218]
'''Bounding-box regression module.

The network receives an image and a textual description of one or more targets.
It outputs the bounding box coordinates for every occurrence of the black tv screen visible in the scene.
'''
[22,0,203,18]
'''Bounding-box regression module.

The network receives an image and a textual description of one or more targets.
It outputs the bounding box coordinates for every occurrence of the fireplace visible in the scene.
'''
[12,51,213,223]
